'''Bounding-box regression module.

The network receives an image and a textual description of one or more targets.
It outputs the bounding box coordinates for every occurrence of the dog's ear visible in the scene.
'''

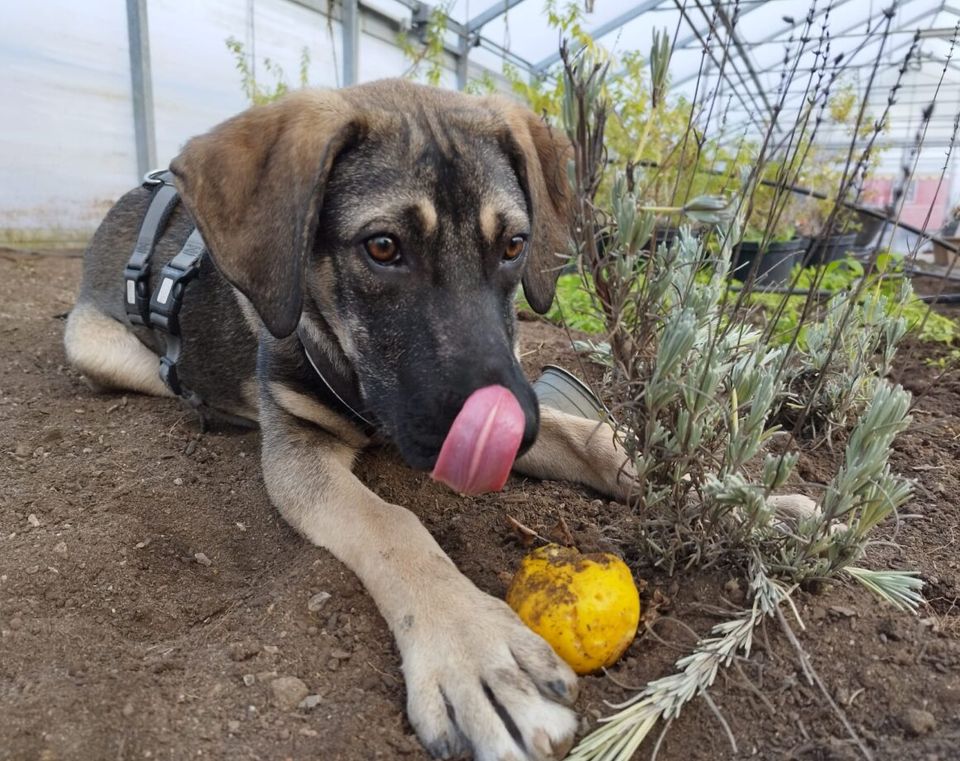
[493,101,573,314]
[170,91,363,338]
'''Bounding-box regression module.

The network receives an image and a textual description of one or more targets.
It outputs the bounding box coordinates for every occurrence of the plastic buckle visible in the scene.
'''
[149,259,201,336]
[124,262,151,326]
[159,355,182,396]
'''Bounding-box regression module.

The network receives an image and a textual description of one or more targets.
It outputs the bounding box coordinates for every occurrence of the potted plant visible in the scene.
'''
[728,155,809,286]
[731,233,809,287]
[793,85,880,266]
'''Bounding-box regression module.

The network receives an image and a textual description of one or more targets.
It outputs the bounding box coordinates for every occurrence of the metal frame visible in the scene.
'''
[719,2,949,135]
[342,0,359,86]
[126,0,156,179]
[118,0,960,167]
[533,0,669,73]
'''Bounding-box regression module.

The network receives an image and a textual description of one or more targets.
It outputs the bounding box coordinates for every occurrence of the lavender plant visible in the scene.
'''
[558,21,924,760]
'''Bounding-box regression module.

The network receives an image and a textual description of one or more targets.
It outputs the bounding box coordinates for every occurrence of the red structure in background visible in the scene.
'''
[862,175,953,231]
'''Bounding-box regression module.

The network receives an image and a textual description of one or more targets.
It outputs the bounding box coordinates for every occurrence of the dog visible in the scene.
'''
[64,79,636,761]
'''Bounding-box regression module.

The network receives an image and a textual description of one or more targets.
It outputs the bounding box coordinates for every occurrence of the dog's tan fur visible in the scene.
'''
[65,303,173,397]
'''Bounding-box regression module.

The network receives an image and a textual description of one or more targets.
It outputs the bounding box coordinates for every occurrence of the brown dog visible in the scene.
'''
[64,80,633,761]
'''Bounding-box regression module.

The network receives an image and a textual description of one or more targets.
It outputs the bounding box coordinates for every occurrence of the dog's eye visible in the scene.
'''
[364,235,401,265]
[504,235,527,261]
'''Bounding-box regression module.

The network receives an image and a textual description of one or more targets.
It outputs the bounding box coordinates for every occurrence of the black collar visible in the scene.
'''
[296,322,377,435]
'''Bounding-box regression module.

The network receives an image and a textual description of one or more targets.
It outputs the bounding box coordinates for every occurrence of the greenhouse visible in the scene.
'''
[2,2,959,761]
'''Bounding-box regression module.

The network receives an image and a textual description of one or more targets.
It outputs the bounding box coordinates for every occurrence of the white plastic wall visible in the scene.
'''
[1,2,137,246]
[0,0,465,248]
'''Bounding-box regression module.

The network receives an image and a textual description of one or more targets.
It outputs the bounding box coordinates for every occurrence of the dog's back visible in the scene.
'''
[66,184,260,422]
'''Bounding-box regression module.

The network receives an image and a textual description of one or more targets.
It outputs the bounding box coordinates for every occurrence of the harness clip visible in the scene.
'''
[124,261,152,327]
[148,235,205,335]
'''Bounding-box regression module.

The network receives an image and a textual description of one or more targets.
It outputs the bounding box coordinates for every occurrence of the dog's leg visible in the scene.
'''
[261,400,578,761]
[514,407,634,502]
[64,303,172,397]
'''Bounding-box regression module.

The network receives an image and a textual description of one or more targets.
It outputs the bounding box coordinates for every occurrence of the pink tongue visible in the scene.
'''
[431,385,526,495]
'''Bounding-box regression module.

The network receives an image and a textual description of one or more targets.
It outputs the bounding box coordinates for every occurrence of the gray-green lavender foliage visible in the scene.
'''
[562,36,924,761]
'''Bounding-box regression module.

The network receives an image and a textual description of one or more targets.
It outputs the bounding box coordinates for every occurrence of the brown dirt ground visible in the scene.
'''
[1,251,958,761]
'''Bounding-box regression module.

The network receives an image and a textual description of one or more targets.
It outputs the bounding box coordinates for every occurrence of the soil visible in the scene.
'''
[1,251,959,761]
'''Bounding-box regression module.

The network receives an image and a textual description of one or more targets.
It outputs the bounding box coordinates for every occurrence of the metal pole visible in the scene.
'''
[456,34,469,90]
[126,0,156,178]
[342,0,359,86]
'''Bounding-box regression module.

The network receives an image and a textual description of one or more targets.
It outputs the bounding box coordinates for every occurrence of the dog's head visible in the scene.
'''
[170,81,571,470]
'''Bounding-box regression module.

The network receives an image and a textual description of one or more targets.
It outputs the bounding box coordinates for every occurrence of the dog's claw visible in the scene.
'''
[403,590,579,761]
[542,678,577,705]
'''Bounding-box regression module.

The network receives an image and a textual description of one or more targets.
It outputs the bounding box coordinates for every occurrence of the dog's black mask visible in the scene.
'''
[309,127,540,470]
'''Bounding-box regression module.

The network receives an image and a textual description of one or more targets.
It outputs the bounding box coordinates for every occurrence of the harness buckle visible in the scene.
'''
[149,232,206,335]
[159,354,183,396]
[124,261,152,326]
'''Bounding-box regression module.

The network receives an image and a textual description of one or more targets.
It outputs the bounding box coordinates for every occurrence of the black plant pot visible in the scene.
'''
[853,208,888,248]
[804,233,858,266]
[731,238,809,286]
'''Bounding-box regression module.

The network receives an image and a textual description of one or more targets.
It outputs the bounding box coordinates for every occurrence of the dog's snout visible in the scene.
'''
[388,352,540,472]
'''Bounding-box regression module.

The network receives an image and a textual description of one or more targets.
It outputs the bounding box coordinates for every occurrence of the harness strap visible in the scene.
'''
[125,168,376,434]
[124,177,180,326]
[297,323,377,435]
[149,228,206,403]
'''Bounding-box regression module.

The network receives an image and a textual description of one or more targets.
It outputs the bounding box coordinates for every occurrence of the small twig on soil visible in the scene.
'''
[775,606,874,761]
[602,668,649,692]
[649,718,674,761]
[504,515,550,546]
[732,659,777,715]
[701,689,738,755]
[643,615,702,653]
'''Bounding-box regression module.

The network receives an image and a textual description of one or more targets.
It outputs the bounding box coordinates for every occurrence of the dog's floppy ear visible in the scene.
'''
[170,91,362,338]
[493,101,573,314]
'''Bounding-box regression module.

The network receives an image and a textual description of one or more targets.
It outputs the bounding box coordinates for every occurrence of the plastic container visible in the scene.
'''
[804,233,858,266]
[730,238,808,286]
[533,365,608,421]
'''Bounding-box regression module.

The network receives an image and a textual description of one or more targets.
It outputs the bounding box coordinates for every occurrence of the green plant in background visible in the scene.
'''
[225,37,310,105]
[748,256,959,349]
[397,1,452,86]
[508,2,736,217]
[560,45,923,761]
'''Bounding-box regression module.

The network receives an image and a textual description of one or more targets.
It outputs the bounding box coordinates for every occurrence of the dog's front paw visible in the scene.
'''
[400,590,579,761]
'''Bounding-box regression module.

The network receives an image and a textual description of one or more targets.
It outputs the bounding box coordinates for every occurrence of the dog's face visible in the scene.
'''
[312,125,539,467]
[171,81,571,468]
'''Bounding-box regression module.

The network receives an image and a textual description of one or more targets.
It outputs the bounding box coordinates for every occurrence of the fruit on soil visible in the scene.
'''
[506,544,641,675]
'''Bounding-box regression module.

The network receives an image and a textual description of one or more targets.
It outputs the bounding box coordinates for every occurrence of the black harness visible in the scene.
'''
[124,169,375,433]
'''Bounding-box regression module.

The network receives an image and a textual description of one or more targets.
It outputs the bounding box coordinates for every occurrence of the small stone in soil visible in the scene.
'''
[194,552,212,567]
[828,605,857,618]
[228,641,260,662]
[53,541,67,555]
[298,694,322,710]
[27,514,40,528]
[270,676,309,711]
[227,720,240,734]
[307,592,331,612]
[242,674,256,687]
[901,708,937,736]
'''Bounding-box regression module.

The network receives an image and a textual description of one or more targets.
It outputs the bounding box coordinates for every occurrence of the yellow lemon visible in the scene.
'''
[506,544,641,675]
